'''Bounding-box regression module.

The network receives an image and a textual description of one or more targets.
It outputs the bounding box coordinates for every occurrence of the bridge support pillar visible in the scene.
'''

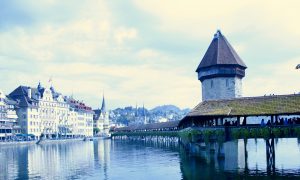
[217,143,225,159]
[244,139,249,171]
[271,116,274,125]
[266,138,275,174]
[237,116,240,126]
[217,118,221,126]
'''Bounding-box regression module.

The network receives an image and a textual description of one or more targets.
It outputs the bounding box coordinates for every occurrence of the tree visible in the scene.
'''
[93,127,100,135]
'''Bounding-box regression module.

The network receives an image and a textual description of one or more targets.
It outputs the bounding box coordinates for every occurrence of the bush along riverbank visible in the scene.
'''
[178,126,300,144]
[230,126,300,139]
[177,127,225,144]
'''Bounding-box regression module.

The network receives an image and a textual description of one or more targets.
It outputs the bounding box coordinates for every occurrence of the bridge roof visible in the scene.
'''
[115,120,180,132]
[186,94,300,117]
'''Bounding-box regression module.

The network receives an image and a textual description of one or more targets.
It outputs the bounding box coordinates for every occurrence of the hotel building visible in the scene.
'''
[8,82,94,139]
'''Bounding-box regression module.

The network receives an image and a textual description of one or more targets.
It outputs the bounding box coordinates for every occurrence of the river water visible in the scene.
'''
[0,138,300,179]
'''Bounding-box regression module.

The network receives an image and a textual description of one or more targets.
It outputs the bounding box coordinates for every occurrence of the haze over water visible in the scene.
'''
[1,139,300,179]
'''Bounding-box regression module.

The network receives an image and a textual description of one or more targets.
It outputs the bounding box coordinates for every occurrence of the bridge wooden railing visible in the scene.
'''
[112,124,300,143]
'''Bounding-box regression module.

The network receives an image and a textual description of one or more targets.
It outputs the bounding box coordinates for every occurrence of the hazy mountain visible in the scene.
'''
[109,105,190,126]
[150,105,181,113]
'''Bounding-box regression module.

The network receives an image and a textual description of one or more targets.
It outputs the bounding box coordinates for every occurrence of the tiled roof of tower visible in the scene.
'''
[196,30,247,72]
[186,94,300,117]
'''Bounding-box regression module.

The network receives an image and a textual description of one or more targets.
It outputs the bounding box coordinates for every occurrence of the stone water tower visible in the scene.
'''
[196,30,247,101]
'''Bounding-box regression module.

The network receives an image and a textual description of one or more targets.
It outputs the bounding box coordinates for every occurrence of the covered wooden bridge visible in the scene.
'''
[179,94,300,128]
[113,94,300,134]
[114,120,180,132]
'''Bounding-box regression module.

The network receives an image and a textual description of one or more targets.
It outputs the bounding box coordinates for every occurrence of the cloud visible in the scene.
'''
[19,62,199,109]
[132,0,300,47]
[132,0,252,38]
[244,57,300,96]
[136,49,161,59]
[114,27,138,45]
[1,0,300,110]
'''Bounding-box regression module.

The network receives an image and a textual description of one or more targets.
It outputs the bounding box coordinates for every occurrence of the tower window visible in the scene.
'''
[226,79,229,87]
[211,80,213,88]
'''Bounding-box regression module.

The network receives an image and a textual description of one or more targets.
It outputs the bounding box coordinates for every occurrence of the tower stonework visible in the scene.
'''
[196,30,247,101]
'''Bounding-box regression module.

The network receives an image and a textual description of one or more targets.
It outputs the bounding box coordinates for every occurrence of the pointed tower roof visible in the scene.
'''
[142,104,146,117]
[142,104,147,124]
[101,94,106,113]
[135,103,138,117]
[37,81,42,89]
[50,85,55,94]
[196,30,247,72]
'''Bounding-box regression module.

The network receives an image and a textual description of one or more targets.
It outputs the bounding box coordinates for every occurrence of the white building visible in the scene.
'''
[0,90,20,140]
[9,83,94,139]
[93,95,110,136]
[66,97,94,137]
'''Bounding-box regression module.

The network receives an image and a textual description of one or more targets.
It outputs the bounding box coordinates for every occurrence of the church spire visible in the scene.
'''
[135,103,138,117]
[142,103,146,117]
[37,81,42,91]
[142,103,147,124]
[101,93,106,113]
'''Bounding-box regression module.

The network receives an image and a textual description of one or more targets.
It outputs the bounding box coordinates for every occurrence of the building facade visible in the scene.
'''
[9,83,94,139]
[129,104,148,125]
[66,97,94,137]
[196,30,247,101]
[93,95,110,136]
[0,90,20,140]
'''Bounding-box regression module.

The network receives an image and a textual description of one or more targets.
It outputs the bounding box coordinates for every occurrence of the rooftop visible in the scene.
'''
[196,30,247,72]
[186,94,300,118]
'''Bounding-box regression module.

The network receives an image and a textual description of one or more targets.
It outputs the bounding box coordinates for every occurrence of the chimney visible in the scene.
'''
[27,87,32,99]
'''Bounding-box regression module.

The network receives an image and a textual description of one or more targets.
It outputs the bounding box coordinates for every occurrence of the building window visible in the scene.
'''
[226,79,229,87]
[211,80,214,88]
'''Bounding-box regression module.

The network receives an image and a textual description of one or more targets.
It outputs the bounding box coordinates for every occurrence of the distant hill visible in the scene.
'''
[109,105,190,126]
[150,105,181,113]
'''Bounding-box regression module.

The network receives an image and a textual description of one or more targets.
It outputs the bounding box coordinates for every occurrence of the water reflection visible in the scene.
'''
[182,138,300,178]
[1,138,300,179]
[0,142,97,179]
[93,140,110,180]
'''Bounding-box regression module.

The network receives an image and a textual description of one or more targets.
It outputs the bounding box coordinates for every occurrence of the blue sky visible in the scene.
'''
[0,0,300,109]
